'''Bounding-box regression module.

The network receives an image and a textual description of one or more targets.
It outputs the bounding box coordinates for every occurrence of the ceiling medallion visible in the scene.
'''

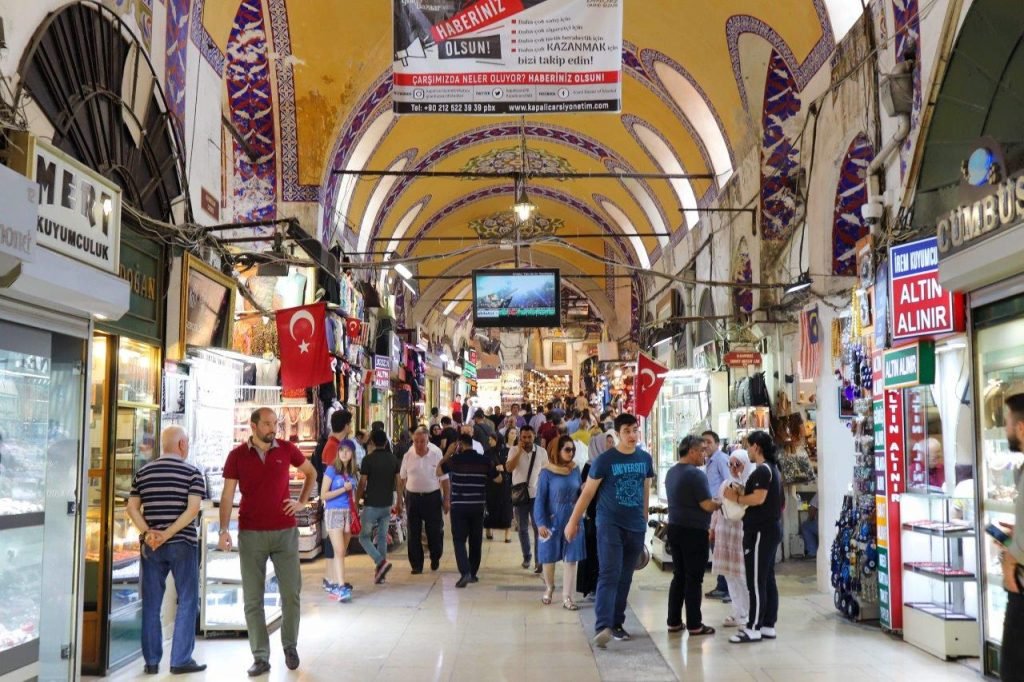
[461,146,575,177]
[469,211,563,240]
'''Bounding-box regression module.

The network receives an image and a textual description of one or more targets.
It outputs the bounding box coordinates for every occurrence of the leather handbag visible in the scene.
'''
[511,447,537,507]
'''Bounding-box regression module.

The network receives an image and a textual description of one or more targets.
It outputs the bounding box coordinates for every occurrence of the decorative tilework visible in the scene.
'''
[226,0,276,222]
[892,0,921,178]
[759,49,801,242]
[461,146,575,177]
[403,184,637,268]
[165,0,190,143]
[832,134,874,275]
[469,212,563,240]
[726,0,834,109]
[190,0,224,73]
[366,123,637,250]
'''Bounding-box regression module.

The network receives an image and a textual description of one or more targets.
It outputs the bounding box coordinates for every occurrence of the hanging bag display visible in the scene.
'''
[510,446,537,507]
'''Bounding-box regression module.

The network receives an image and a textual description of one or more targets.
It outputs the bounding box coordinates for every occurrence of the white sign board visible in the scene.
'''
[14,136,121,274]
[392,0,623,115]
[0,163,39,264]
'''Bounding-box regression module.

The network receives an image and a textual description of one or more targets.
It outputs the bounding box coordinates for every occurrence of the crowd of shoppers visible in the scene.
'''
[134,388,811,676]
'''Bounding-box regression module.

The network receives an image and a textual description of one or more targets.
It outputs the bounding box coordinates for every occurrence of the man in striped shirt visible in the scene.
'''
[126,425,206,676]
[439,433,501,588]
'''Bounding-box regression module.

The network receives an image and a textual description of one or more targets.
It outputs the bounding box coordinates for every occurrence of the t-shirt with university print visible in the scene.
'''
[130,457,206,545]
[588,447,655,533]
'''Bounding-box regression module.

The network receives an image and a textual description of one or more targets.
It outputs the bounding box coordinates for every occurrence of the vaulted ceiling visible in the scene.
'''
[197,0,862,329]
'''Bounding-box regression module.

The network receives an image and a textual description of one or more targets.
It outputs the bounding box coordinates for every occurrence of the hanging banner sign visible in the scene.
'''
[888,237,964,342]
[374,355,392,389]
[723,351,762,367]
[883,341,935,389]
[392,0,623,115]
[880,388,906,631]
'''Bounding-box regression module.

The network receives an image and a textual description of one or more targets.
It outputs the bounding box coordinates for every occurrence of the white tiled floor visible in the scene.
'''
[96,531,984,681]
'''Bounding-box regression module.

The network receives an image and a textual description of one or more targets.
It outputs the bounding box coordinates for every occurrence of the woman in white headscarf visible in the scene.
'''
[710,449,754,627]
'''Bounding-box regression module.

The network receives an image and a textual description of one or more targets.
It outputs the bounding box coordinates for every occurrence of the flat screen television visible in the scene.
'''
[472,268,560,328]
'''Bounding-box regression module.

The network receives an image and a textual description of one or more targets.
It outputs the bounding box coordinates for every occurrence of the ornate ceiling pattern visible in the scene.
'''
[193,0,865,326]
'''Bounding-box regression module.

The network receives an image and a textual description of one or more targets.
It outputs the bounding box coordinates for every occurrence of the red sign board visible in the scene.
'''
[724,351,762,367]
[883,388,906,630]
[889,237,964,341]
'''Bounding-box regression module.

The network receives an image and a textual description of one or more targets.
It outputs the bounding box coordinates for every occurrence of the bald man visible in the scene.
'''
[219,407,317,676]
[126,425,206,675]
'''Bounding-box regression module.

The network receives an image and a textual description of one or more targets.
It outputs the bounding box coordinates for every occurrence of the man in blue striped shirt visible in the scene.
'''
[439,433,501,588]
[127,426,206,675]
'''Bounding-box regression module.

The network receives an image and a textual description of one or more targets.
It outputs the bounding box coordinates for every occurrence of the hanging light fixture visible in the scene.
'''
[783,272,813,295]
[512,173,536,222]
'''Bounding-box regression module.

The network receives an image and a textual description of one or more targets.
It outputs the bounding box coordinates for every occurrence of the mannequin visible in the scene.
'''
[256,352,280,387]
[275,267,307,309]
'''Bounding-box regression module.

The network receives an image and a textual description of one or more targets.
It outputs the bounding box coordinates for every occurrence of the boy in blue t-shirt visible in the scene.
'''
[566,413,654,648]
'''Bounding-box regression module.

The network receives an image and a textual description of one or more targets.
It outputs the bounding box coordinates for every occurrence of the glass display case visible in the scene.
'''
[652,371,709,500]
[83,334,160,674]
[200,510,282,633]
[973,311,1024,675]
[900,492,979,660]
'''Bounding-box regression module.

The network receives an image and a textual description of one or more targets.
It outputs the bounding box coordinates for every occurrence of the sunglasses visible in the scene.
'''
[562,446,576,453]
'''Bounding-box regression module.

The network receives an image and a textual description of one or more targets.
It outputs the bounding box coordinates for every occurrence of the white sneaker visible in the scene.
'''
[761,627,776,639]
[592,628,613,649]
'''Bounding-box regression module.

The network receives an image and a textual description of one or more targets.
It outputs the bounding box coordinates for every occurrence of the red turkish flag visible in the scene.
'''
[275,303,334,390]
[634,352,669,419]
[344,317,362,339]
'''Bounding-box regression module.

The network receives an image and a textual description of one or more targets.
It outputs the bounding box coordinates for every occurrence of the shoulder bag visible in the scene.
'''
[510,447,537,507]
[347,476,362,534]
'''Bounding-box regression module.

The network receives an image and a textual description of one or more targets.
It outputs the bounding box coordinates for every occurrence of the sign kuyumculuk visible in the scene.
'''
[392,0,622,115]
[12,135,122,274]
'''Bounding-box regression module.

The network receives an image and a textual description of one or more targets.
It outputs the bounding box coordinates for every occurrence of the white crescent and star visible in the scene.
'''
[289,310,316,354]
[639,367,656,390]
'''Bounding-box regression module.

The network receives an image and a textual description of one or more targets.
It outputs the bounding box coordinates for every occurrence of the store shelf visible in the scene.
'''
[906,601,977,621]
[0,512,44,531]
[901,521,975,539]
[904,562,977,582]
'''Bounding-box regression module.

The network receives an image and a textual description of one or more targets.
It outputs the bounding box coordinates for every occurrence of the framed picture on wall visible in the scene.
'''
[177,253,236,353]
[550,341,566,365]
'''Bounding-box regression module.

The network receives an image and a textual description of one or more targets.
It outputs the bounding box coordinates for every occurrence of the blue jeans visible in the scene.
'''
[141,541,199,667]
[359,505,392,566]
[515,504,538,563]
[594,522,645,633]
[800,517,818,557]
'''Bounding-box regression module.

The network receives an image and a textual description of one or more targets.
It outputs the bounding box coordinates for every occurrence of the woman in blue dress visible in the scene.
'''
[535,435,586,610]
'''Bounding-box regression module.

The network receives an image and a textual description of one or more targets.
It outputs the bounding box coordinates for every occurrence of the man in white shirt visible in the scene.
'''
[507,425,544,572]
[529,407,547,434]
[399,427,451,574]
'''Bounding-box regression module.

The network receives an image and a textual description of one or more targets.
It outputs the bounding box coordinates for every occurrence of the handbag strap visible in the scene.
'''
[524,446,537,488]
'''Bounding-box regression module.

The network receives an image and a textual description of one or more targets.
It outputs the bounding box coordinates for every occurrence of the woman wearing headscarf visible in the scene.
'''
[710,449,754,628]
[576,429,616,598]
[723,431,784,643]
[535,435,586,609]
[484,430,514,542]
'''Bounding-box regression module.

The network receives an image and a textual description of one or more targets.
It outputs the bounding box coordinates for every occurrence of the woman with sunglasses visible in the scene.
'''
[722,431,783,643]
[534,435,586,608]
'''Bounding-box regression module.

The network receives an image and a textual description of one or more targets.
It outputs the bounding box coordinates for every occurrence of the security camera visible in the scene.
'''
[861,198,884,225]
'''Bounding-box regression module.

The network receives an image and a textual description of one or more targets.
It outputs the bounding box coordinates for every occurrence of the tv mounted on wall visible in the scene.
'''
[472,268,560,328]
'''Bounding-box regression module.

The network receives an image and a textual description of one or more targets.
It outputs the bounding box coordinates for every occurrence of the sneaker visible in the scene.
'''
[322,579,336,593]
[521,559,531,569]
[592,627,613,649]
[761,627,777,639]
[705,589,728,600]
[332,586,352,603]
[374,561,393,585]
[612,626,631,641]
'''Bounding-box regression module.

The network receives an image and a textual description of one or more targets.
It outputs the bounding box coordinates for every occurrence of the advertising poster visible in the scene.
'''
[392,0,622,115]
[888,237,964,342]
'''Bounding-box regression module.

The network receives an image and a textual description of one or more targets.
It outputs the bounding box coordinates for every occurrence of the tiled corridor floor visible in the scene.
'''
[96,531,984,682]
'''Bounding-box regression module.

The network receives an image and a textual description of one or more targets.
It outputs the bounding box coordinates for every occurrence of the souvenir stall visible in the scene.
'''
[828,308,881,623]
[524,369,571,408]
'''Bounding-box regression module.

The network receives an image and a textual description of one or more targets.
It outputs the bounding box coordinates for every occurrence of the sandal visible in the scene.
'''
[562,597,579,611]
[688,625,716,636]
[729,629,763,644]
[542,588,554,605]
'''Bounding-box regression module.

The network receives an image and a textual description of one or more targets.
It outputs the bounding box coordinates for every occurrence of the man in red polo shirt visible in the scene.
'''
[218,407,316,677]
